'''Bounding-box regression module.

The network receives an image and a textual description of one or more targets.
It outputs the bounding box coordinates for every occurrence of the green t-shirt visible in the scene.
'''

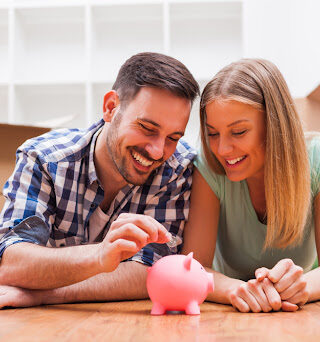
[195,136,320,281]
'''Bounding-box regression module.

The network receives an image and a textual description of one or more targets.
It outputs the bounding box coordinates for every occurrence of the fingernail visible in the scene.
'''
[256,273,263,280]
[166,232,172,240]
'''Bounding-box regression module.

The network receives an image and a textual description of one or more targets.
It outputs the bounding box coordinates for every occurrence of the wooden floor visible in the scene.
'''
[0,300,320,341]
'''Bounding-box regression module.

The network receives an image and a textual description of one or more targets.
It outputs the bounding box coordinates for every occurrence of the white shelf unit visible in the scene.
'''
[14,6,86,83]
[0,8,9,84]
[1,0,246,145]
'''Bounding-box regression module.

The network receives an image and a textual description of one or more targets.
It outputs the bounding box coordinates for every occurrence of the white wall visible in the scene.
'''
[0,0,319,147]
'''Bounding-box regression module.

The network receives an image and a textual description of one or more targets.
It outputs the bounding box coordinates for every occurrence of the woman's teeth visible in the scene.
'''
[226,156,245,165]
[132,151,153,167]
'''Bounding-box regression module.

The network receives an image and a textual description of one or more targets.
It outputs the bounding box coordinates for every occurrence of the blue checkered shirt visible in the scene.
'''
[0,120,196,265]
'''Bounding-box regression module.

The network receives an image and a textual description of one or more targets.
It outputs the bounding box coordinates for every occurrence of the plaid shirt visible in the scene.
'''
[0,120,196,265]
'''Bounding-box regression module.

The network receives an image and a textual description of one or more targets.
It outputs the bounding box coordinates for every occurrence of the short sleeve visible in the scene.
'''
[193,149,223,200]
[308,136,320,198]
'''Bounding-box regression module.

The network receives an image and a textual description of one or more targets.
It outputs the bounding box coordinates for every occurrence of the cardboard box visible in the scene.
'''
[0,124,51,211]
[295,85,320,131]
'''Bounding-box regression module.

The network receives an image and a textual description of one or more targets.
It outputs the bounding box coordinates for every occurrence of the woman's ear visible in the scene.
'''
[102,90,120,122]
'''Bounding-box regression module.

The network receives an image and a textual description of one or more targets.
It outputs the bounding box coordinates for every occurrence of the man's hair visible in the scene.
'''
[112,52,199,107]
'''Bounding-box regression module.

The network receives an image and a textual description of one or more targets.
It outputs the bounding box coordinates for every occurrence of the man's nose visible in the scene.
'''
[145,137,165,161]
[217,136,233,156]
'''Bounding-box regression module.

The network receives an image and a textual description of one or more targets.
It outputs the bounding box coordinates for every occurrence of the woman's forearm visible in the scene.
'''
[304,267,320,302]
[204,267,244,304]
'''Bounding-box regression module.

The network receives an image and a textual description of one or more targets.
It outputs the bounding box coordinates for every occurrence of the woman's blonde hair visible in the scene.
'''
[200,58,310,249]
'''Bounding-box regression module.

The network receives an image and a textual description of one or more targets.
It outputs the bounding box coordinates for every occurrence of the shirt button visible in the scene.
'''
[90,203,96,208]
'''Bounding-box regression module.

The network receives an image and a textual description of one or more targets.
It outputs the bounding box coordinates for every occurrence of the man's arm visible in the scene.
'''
[0,214,170,289]
[0,261,148,308]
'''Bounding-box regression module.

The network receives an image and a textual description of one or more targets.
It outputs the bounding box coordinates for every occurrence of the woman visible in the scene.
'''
[182,59,320,313]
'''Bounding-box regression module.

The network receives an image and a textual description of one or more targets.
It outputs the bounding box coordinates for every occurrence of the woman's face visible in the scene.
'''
[205,99,266,183]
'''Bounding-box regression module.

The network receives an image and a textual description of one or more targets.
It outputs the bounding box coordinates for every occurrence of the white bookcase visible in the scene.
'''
[2,0,318,145]
[0,0,245,145]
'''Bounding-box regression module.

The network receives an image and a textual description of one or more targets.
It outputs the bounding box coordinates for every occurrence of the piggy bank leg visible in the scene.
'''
[185,301,200,315]
[151,302,166,315]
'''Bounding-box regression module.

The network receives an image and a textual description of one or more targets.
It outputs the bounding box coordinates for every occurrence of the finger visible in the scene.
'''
[237,283,262,313]
[111,215,171,243]
[285,287,309,307]
[281,301,299,312]
[274,266,304,293]
[108,239,140,258]
[229,292,250,313]
[143,216,171,243]
[268,259,293,283]
[255,267,269,282]
[107,223,149,249]
[279,276,306,301]
[247,280,272,312]
[261,278,282,311]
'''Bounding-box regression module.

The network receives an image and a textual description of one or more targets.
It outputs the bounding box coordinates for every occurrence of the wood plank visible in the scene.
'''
[0,301,319,342]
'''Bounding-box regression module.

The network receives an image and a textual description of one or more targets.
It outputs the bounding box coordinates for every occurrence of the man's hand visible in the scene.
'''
[228,278,282,313]
[0,285,43,309]
[255,259,308,311]
[98,213,171,273]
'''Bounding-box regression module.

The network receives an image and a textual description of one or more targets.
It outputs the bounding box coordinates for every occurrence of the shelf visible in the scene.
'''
[12,0,85,9]
[0,8,9,83]
[14,6,86,83]
[170,1,243,80]
[0,85,8,123]
[14,83,86,128]
[91,3,164,82]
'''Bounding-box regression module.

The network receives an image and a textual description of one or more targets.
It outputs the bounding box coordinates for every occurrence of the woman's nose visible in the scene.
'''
[217,136,233,156]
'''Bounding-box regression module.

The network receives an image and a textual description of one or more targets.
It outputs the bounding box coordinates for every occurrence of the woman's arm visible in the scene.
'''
[303,192,320,302]
[182,168,281,312]
[253,193,320,309]
[181,168,219,267]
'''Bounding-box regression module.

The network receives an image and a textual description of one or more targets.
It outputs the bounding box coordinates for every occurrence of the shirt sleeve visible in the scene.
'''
[193,148,223,200]
[0,146,56,258]
[308,136,320,198]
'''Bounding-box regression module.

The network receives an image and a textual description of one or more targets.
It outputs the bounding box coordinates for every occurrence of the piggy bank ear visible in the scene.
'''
[184,252,193,271]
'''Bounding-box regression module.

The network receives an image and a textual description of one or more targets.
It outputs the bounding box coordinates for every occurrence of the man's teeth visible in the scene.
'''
[132,151,153,167]
[226,156,245,165]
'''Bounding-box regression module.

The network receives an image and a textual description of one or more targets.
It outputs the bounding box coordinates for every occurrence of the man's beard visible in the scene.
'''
[105,123,155,186]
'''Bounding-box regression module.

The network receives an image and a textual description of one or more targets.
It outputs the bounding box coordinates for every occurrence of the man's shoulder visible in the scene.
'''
[167,138,197,170]
[148,139,196,187]
[18,120,104,163]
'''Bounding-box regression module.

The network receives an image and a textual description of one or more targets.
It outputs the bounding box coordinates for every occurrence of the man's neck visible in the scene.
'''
[94,126,127,209]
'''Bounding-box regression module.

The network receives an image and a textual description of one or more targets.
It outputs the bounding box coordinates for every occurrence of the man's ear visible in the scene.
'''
[102,90,120,122]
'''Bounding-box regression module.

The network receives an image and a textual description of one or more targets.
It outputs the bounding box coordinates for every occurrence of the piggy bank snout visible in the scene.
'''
[206,272,214,293]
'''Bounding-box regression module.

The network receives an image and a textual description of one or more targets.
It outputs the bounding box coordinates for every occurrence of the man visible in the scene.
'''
[0,52,199,308]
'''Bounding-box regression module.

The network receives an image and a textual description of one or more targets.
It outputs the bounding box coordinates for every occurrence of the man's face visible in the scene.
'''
[105,87,191,185]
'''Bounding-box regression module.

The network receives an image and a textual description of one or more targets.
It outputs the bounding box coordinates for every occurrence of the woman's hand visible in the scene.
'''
[228,278,282,313]
[255,259,309,311]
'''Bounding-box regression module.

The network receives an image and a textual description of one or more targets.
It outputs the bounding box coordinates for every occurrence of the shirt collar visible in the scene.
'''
[88,126,103,185]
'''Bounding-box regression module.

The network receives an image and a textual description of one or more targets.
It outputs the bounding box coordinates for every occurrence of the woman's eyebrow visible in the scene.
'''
[206,120,249,129]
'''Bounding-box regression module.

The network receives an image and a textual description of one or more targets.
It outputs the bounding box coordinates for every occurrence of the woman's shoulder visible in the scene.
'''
[305,132,320,197]
[305,132,320,163]
[193,149,231,200]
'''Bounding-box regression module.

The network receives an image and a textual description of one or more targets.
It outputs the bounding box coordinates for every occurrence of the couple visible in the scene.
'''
[0,52,319,313]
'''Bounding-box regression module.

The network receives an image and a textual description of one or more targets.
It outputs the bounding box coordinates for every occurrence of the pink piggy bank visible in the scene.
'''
[146,252,214,315]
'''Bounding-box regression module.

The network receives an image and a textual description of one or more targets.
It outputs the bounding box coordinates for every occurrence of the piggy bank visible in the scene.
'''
[146,252,214,315]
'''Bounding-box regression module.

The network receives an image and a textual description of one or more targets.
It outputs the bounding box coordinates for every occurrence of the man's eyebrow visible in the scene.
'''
[138,118,184,136]
[206,119,249,129]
